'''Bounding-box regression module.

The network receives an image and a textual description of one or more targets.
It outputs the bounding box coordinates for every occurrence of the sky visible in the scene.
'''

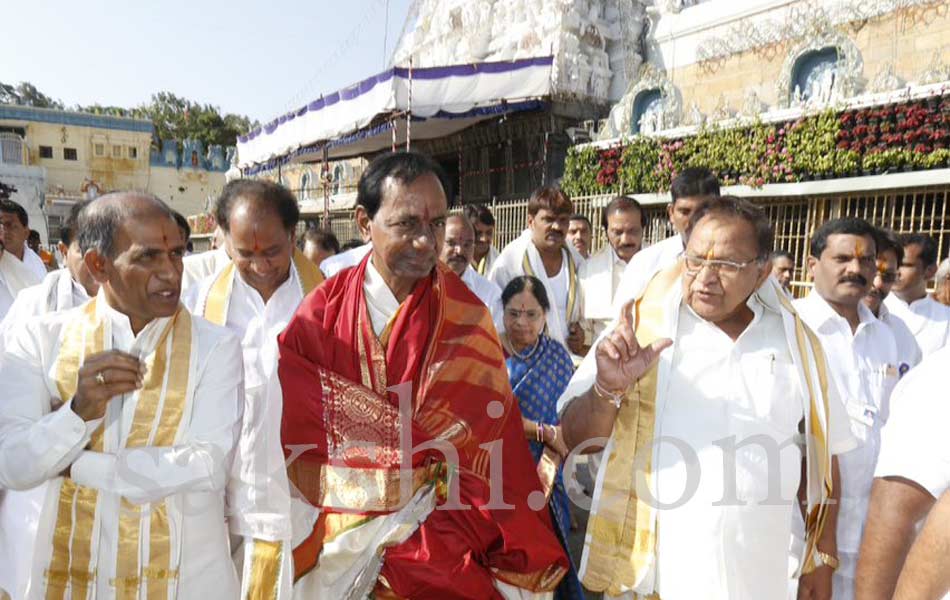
[3,0,415,124]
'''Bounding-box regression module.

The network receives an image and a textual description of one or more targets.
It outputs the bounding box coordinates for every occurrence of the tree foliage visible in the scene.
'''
[0,82,257,149]
[0,81,64,109]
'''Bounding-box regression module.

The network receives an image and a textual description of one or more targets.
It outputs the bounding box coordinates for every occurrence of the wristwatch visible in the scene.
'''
[812,549,840,571]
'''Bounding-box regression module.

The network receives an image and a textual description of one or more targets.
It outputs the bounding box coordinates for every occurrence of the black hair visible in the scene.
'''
[876,228,904,265]
[61,200,90,247]
[463,203,495,227]
[601,196,646,230]
[172,210,191,240]
[0,199,28,227]
[809,217,880,259]
[671,167,720,204]
[28,229,40,242]
[686,196,774,260]
[527,186,572,217]
[770,250,793,261]
[215,179,300,233]
[357,151,453,220]
[899,232,939,267]
[501,275,550,312]
[303,227,340,254]
[569,213,592,229]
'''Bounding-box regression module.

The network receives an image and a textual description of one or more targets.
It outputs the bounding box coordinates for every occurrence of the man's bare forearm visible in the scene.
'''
[561,387,619,453]
[819,457,841,552]
[894,490,950,600]
[855,477,935,600]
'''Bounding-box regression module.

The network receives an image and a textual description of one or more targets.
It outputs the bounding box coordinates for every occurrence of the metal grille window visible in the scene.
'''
[320,184,950,295]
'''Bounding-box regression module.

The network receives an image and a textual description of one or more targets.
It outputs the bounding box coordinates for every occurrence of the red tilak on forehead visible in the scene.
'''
[253,230,260,253]
[161,222,175,249]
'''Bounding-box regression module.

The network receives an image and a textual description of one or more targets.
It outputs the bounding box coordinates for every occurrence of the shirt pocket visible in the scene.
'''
[740,355,804,439]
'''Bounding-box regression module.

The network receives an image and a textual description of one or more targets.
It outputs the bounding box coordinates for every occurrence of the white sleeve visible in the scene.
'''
[875,365,950,499]
[69,332,245,505]
[227,373,293,542]
[0,285,41,342]
[0,323,102,490]
[556,321,614,416]
[489,284,505,335]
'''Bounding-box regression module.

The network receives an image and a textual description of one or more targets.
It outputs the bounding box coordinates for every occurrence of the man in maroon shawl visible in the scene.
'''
[277,151,568,599]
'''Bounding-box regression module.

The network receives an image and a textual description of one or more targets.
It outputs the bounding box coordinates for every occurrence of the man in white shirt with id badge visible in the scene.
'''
[795,218,901,600]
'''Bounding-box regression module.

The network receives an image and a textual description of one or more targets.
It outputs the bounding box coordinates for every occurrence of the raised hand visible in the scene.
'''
[594,299,672,394]
[71,351,145,421]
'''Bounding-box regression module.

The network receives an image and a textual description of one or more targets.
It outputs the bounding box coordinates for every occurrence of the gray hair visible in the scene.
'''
[936,258,950,286]
[77,192,174,258]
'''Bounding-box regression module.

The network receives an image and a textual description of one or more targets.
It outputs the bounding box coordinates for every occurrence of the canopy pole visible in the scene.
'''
[391,118,397,152]
[406,57,413,152]
[321,145,330,229]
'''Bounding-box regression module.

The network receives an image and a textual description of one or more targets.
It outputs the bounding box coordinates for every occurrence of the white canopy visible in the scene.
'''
[237,56,554,171]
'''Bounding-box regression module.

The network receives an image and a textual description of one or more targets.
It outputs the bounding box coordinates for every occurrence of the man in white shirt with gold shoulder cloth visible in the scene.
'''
[558,197,854,600]
[185,179,324,599]
[0,192,246,599]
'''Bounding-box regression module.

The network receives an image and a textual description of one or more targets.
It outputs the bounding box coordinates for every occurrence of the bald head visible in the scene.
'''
[441,214,476,276]
[447,214,474,236]
[78,192,176,258]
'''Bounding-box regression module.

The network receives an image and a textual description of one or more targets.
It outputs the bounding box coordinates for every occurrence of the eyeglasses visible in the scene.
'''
[504,308,544,322]
[682,253,761,277]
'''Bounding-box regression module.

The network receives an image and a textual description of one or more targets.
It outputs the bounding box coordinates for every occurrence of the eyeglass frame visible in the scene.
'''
[680,251,766,277]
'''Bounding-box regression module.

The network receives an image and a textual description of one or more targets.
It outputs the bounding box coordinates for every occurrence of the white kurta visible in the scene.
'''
[181,247,231,292]
[185,263,305,597]
[883,294,950,357]
[877,302,922,374]
[578,245,627,341]
[0,268,90,599]
[22,246,48,281]
[319,242,372,279]
[460,264,504,334]
[611,234,684,315]
[875,344,950,497]
[474,245,500,276]
[488,230,584,345]
[0,249,44,322]
[874,345,950,600]
[795,293,899,594]
[0,293,244,599]
[0,269,90,341]
[558,281,855,600]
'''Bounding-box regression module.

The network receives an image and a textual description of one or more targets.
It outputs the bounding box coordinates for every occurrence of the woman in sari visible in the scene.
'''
[500,276,585,600]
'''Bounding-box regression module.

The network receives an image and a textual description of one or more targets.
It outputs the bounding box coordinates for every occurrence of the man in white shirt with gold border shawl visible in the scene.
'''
[185,179,324,599]
[0,193,246,599]
[558,197,855,600]
[489,186,586,355]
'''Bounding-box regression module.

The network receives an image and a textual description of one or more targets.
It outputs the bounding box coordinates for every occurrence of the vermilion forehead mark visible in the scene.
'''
[705,247,715,260]
[854,239,865,259]
[877,259,888,274]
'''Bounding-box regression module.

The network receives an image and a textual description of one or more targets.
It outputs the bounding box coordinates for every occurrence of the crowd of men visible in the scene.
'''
[0,152,949,600]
